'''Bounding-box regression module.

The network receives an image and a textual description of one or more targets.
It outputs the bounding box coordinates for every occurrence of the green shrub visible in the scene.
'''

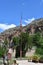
[39,56,43,63]
[35,47,43,55]
[0,46,6,58]
[32,55,39,63]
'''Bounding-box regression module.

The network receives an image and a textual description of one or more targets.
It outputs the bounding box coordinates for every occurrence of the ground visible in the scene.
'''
[16,60,43,65]
[0,59,43,65]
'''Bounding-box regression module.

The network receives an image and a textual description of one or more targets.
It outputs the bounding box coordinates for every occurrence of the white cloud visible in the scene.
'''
[25,18,35,24]
[0,23,16,31]
[22,24,26,26]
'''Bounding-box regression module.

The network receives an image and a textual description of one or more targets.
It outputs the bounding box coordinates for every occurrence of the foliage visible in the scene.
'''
[3,31,43,58]
[35,47,43,55]
[40,56,43,60]
[0,38,8,58]
[39,55,43,63]
[19,32,29,56]
[32,55,39,62]
[34,32,43,55]
[39,36,43,48]
[4,38,8,45]
[13,32,43,57]
[0,46,6,58]
[13,36,19,47]
[3,38,8,54]
[33,32,41,47]
[28,35,33,49]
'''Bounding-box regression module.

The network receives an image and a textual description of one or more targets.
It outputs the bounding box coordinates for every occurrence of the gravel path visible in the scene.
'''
[16,60,43,65]
[0,59,43,65]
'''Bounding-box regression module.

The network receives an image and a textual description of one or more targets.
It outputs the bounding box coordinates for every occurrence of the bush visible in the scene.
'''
[32,55,39,63]
[39,56,43,63]
[35,47,43,55]
[28,56,32,62]
[0,46,6,58]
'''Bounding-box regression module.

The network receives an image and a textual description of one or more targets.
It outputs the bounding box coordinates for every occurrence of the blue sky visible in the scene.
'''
[0,0,43,32]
